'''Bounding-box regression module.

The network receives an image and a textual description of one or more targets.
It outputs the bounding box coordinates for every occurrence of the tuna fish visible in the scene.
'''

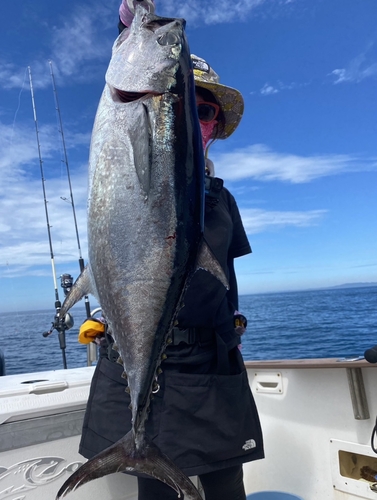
[56,4,226,500]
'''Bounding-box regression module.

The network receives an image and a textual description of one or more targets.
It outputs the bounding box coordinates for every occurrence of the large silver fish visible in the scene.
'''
[56,4,226,500]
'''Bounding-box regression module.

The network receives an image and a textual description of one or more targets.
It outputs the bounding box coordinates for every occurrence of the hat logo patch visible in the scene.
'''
[192,59,210,73]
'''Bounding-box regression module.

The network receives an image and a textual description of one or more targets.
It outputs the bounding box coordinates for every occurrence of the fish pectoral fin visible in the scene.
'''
[56,431,202,500]
[132,103,151,195]
[197,240,229,290]
[59,266,94,317]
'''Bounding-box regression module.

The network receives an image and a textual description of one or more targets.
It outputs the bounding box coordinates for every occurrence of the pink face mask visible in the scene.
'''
[200,120,217,151]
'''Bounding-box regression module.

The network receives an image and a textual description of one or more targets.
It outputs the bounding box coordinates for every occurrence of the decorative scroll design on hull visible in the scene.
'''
[0,457,83,500]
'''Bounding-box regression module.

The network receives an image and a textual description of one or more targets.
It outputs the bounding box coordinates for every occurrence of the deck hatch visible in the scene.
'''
[330,438,377,499]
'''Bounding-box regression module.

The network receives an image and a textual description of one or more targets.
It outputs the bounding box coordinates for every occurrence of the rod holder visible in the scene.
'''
[87,343,98,366]
[346,367,370,420]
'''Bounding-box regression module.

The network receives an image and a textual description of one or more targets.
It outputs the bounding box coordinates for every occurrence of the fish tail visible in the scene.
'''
[56,430,202,500]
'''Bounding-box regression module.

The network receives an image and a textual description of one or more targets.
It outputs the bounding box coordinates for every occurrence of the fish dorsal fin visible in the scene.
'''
[197,240,229,290]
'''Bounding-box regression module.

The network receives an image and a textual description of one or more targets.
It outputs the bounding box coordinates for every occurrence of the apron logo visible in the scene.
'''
[242,439,256,451]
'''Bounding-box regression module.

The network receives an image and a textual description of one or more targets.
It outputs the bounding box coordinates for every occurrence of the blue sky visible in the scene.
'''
[0,0,376,312]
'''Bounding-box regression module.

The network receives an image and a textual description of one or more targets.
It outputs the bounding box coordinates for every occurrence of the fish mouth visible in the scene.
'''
[114,89,161,103]
[115,89,149,103]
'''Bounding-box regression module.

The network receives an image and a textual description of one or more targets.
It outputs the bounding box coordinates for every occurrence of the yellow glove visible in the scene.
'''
[78,318,106,344]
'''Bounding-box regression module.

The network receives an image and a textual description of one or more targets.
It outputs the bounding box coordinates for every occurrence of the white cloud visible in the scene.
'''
[1,133,354,276]
[330,45,377,84]
[254,80,311,96]
[0,120,89,184]
[0,120,88,275]
[0,0,297,91]
[0,64,31,91]
[212,144,377,183]
[0,3,115,91]
[260,83,279,95]
[331,64,377,84]
[159,0,267,24]
[0,122,55,183]
[241,208,326,234]
[0,172,88,270]
[51,5,113,80]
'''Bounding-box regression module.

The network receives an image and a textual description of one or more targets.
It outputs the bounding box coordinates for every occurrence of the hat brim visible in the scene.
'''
[194,76,244,140]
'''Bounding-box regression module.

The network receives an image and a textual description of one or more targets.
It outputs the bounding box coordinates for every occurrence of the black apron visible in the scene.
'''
[79,337,264,476]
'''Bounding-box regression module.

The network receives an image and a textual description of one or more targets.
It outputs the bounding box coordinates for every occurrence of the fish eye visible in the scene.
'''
[157,33,179,46]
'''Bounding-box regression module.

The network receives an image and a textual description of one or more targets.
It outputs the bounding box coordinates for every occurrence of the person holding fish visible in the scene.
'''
[59,2,264,500]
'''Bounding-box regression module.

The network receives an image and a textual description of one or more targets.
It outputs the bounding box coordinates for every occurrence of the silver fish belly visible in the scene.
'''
[56,6,206,500]
[89,89,202,436]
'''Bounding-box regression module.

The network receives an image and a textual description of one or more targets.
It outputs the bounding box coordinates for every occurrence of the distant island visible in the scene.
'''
[327,282,377,290]
[241,282,377,297]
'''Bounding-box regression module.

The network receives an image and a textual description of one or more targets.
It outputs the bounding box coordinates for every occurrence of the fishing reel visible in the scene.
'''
[60,312,74,330]
[43,311,74,338]
[60,273,74,297]
[42,308,74,370]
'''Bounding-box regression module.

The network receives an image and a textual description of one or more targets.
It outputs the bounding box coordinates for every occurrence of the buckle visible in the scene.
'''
[171,327,196,345]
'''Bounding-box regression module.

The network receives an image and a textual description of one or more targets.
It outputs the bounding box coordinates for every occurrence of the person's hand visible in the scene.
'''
[234,311,247,336]
[78,318,106,344]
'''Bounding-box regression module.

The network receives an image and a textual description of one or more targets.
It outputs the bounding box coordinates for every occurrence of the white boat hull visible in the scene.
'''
[245,359,377,500]
[1,359,376,500]
[0,367,138,500]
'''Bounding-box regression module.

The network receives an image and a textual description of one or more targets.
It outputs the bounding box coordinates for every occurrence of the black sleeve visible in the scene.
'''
[226,189,252,259]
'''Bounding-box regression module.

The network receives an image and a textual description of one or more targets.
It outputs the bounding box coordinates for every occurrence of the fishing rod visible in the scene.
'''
[49,60,91,320]
[28,66,69,369]
[49,61,98,366]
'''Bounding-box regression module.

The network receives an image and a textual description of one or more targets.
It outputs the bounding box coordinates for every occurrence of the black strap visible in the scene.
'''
[98,329,120,362]
[170,327,215,346]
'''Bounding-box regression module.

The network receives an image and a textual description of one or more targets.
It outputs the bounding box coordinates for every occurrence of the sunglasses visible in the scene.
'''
[197,102,220,124]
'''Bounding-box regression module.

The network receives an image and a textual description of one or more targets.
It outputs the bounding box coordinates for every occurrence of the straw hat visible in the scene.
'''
[191,54,244,140]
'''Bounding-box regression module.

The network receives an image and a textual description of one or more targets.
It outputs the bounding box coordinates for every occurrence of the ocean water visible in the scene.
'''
[240,285,376,361]
[0,286,376,376]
